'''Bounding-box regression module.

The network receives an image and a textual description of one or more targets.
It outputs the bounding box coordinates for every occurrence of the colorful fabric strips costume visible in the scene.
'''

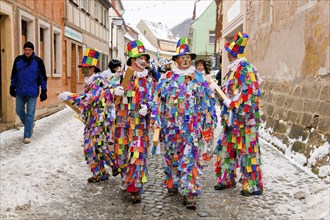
[214,32,263,195]
[112,40,156,196]
[60,48,116,181]
[64,75,116,180]
[152,38,217,199]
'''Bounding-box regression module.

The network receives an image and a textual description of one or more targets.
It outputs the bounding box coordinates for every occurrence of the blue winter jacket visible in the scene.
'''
[10,53,47,97]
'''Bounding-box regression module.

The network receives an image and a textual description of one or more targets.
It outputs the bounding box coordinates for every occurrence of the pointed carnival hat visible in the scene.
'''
[224,32,249,58]
[126,40,150,66]
[172,37,196,61]
[78,48,100,68]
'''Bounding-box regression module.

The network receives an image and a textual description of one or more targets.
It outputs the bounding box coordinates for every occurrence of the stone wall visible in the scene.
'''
[246,1,330,178]
[260,76,329,177]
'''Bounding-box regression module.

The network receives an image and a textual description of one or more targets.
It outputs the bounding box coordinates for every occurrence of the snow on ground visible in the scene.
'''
[1,107,329,219]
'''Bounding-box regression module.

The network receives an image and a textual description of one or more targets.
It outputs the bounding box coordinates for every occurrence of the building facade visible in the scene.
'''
[0,0,66,130]
[65,0,111,93]
[216,0,330,178]
[190,0,216,60]
[0,0,114,131]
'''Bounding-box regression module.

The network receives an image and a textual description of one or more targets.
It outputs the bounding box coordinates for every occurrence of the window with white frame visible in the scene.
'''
[103,8,107,26]
[71,0,78,5]
[98,4,102,22]
[94,1,98,20]
[19,10,35,52]
[52,26,62,77]
[209,31,215,44]
[38,19,51,77]
[81,0,89,13]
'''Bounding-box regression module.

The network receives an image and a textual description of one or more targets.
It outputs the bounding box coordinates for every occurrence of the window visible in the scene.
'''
[38,19,51,76]
[71,0,78,5]
[95,1,98,20]
[52,26,62,77]
[19,10,35,52]
[209,31,215,44]
[98,4,102,22]
[103,8,107,26]
[81,0,89,13]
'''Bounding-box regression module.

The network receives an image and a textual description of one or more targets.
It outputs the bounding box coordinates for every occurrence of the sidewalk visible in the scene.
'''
[1,107,329,219]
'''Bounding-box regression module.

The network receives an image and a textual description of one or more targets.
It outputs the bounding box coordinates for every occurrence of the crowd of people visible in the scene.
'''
[11,32,263,209]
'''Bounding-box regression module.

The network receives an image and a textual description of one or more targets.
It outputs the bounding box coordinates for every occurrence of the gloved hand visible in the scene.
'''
[40,89,47,102]
[114,86,124,96]
[223,98,232,108]
[58,91,72,101]
[139,104,148,116]
[153,120,160,129]
[209,82,217,92]
[9,86,16,97]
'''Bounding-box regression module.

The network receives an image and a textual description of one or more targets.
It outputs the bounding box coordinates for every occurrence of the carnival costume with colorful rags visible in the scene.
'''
[112,40,157,195]
[59,48,116,182]
[214,32,263,195]
[151,38,217,199]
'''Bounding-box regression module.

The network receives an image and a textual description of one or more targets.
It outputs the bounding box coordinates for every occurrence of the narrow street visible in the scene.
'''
[1,107,329,220]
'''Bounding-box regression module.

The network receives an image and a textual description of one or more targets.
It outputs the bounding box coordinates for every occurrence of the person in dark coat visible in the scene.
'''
[10,41,47,144]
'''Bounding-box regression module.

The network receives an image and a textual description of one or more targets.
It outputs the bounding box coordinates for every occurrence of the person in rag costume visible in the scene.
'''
[58,48,116,183]
[112,40,157,203]
[214,32,263,196]
[151,38,218,209]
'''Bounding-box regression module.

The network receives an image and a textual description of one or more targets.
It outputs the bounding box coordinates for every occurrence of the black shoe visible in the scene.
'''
[183,196,196,209]
[87,174,108,183]
[240,190,262,196]
[214,180,236,190]
[167,187,178,195]
[112,168,119,177]
[214,183,226,190]
[131,192,141,204]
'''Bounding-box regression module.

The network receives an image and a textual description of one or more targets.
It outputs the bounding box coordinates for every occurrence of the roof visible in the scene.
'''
[142,20,177,42]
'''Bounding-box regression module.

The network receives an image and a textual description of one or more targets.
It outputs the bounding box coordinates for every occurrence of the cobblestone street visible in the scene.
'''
[1,108,329,219]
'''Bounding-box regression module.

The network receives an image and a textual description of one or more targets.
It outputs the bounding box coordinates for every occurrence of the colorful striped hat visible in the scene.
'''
[172,37,196,61]
[126,40,150,66]
[224,32,249,58]
[78,48,100,68]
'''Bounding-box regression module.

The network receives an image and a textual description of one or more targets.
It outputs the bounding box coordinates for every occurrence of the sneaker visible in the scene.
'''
[23,138,31,144]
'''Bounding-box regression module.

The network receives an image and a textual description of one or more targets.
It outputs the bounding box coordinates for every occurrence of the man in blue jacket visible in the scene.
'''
[10,42,47,144]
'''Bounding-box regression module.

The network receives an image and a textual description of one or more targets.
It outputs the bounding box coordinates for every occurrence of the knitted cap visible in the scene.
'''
[23,41,34,51]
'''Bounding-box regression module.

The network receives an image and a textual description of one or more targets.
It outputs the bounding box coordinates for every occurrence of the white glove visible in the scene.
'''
[58,91,72,101]
[223,98,232,108]
[139,104,148,116]
[153,120,160,129]
[114,86,124,96]
[209,82,217,92]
